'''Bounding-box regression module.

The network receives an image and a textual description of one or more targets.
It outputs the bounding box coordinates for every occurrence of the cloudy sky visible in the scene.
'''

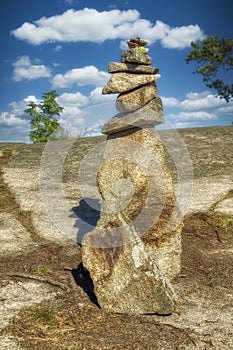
[1,0,233,142]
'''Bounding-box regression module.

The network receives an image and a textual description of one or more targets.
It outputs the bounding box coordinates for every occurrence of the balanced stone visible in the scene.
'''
[102,96,164,134]
[116,83,159,112]
[100,128,182,281]
[108,62,159,75]
[127,37,148,48]
[121,49,152,65]
[82,128,182,314]
[102,73,159,95]
[144,96,164,116]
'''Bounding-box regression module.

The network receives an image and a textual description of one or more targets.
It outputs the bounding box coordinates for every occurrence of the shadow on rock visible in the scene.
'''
[71,263,100,307]
[71,198,101,245]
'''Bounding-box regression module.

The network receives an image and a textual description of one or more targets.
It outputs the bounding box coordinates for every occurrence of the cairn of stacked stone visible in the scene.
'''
[81,38,183,315]
[101,37,163,133]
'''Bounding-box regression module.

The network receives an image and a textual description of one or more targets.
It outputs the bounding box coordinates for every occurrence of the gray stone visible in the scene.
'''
[0,213,34,256]
[144,96,164,117]
[108,62,159,74]
[127,37,148,48]
[116,83,158,112]
[214,197,233,215]
[121,49,152,65]
[97,128,182,281]
[81,128,182,314]
[102,97,164,134]
[82,221,175,315]
[102,73,159,95]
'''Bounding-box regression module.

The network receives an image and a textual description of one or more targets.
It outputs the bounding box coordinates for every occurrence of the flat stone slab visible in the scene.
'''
[116,83,158,112]
[102,97,164,134]
[108,62,159,74]
[102,73,158,94]
[3,151,77,244]
[0,281,56,330]
[0,213,34,256]
[0,337,21,350]
[214,197,233,215]
[178,175,233,215]
[2,129,233,247]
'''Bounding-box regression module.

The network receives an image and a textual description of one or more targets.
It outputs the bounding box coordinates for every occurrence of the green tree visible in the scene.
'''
[185,36,233,102]
[25,90,64,143]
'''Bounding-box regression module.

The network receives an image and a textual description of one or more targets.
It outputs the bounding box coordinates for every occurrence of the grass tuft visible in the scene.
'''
[27,307,55,323]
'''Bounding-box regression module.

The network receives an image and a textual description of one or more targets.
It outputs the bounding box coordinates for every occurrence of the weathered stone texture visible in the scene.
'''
[102,73,158,95]
[108,62,159,74]
[82,223,175,315]
[81,39,182,314]
[82,128,182,313]
[102,97,164,135]
[116,83,158,112]
[121,49,152,65]
[102,128,182,259]
[127,37,148,47]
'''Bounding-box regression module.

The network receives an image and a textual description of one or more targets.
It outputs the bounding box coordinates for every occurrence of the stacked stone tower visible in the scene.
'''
[81,38,183,315]
[102,37,164,134]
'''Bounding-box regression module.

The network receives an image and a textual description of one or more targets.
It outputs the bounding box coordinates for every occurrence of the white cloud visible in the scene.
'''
[89,87,117,104]
[12,56,51,82]
[0,95,43,142]
[159,23,205,49]
[7,95,40,119]
[12,8,204,49]
[0,106,30,142]
[0,112,28,127]
[51,65,110,88]
[180,91,230,110]
[162,96,180,108]
[58,91,89,107]
[168,111,217,122]
[163,90,233,126]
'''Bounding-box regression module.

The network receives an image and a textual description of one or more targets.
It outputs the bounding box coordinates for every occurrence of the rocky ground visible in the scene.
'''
[0,126,233,350]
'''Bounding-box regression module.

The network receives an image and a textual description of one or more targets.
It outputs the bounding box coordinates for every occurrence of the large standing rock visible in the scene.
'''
[82,128,182,313]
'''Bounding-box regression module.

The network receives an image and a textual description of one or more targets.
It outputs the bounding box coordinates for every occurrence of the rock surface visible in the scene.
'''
[116,83,158,112]
[82,221,175,315]
[127,37,148,48]
[102,97,164,134]
[98,128,182,279]
[108,62,159,74]
[0,126,233,348]
[82,128,183,313]
[121,48,152,65]
[102,73,159,94]
[0,213,34,256]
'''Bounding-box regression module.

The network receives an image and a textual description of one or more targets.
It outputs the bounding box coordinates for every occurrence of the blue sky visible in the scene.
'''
[1,0,233,142]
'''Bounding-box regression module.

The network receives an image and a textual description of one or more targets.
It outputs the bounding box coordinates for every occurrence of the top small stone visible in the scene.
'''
[127,37,148,48]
